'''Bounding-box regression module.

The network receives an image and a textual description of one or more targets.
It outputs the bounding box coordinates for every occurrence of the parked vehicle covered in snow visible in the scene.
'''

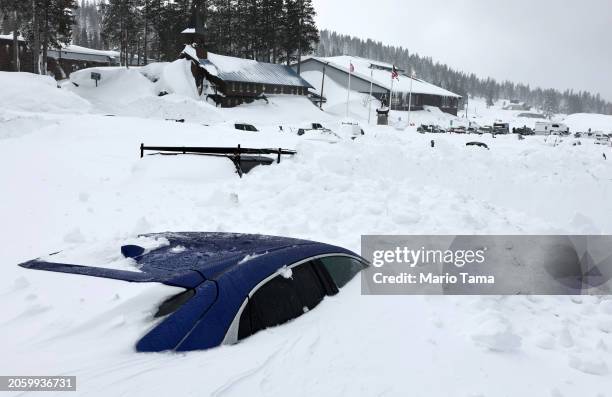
[479,126,494,134]
[449,126,467,134]
[19,232,368,352]
[534,122,569,135]
[235,123,259,132]
[594,134,611,145]
[493,123,510,134]
[514,126,535,135]
[297,123,333,136]
[418,124,446,134]
[340,122,365,138]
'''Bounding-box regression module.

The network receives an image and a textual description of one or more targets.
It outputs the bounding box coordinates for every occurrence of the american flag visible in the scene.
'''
[391,65,399,80]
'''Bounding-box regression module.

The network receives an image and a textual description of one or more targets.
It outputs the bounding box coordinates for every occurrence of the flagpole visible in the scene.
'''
[346,58,352,118]
[368,68,373,124]
[389,71,394,111]
[407,70,414,125]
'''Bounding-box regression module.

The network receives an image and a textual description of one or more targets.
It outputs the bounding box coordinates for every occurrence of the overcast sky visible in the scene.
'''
[311,0,612,101]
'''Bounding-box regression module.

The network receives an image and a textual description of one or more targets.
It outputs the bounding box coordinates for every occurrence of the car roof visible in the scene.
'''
[19,232,360,289]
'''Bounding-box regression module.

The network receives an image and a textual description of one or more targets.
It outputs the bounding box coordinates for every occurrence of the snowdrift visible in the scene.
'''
[142,59,200,99]
[68,67,156,106]
[563,113,612,132]
[0,72,91,114]
[65,62,225,122]
[3,63,612,397]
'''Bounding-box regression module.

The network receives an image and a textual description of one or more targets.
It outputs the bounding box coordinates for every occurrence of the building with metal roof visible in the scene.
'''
[0,35,119,79]
[180,45,313,108]
[46,45,119,79]
[296,55,462,115]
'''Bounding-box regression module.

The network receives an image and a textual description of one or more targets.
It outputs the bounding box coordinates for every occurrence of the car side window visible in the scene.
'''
[318,256,368,289]
[238,262,326,340]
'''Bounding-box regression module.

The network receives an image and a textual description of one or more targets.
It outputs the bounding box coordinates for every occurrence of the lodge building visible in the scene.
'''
[295,56,462,116]
[0,34,119,79]
[180,44,313,108]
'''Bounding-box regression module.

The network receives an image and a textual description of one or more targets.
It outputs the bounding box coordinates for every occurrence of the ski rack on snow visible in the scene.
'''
[140,144,297,178]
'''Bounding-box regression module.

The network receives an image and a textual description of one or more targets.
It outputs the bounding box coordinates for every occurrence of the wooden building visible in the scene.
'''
[46,45,119,79]
[180,45,313,108]
[0,34,33,73]
[1,35,118,79]
[296,56,462,116]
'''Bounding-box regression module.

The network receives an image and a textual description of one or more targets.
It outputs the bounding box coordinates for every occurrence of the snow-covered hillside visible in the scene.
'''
[1,67,612,397]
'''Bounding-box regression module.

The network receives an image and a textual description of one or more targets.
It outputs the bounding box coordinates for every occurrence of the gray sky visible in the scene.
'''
[312,0,612,101]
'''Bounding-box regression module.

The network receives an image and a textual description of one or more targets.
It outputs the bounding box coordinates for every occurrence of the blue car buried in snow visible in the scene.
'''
[18,233,367,352]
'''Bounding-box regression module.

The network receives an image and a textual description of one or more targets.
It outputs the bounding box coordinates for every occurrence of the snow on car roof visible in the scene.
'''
[305,55,461,98]
[19,232,358,289]
[182,46,312,88]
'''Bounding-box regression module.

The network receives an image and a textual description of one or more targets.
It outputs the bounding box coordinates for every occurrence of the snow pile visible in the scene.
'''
[563,113,612,133]
[40,235,170,272]
[139,62,170,83]
[153,59,200,99]
[2,61,612,396]
[0,72,91,114]
[119,94,224,123]
[67,67,156,110]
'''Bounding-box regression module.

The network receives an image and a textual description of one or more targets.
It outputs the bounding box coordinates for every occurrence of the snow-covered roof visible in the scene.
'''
[0,33,25,42]
[303,55,461,98]
[48,45,119,63]
[182,46,312,88]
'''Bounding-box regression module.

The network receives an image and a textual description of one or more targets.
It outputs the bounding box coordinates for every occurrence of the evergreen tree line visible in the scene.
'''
[88,0,318,66]
[316,30,612,115]
[1,0,319,70]
[0,0,77,74]
[72,0,102,49]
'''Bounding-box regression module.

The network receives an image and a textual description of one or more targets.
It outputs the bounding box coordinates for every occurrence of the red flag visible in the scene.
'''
[391,65,399,80]
[349,62,355,73]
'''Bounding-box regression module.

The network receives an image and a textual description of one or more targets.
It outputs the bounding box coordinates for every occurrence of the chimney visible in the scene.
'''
[195,46,207,60]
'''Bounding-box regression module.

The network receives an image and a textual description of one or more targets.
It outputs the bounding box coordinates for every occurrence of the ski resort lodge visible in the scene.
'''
[180,44,313,108]
[296,56,462,115]
[0,34,119,79]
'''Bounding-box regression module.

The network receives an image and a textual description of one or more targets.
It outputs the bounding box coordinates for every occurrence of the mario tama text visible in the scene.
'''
[360,235,612,295]
[373,271,494,286]
[368,243,495,293]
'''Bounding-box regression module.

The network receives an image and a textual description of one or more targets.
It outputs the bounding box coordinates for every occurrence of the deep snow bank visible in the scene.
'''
[64,62,225,122]
[0,72,90,114]
[563,113,612,132]
[151,59,200,99]
[68,67,156,106]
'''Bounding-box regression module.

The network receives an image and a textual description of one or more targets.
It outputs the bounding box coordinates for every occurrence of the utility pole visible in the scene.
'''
[368,67,374,124]
[296,0,303,74]
[319,62,327,110]
[407,69,414,125]
[12,10,20,72]
[346,58,352,118]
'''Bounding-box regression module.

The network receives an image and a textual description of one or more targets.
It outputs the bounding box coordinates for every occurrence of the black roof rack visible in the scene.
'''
[140,144,297,178]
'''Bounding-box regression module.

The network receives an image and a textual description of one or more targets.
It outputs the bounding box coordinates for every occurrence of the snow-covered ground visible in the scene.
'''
[1,65,612,396]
